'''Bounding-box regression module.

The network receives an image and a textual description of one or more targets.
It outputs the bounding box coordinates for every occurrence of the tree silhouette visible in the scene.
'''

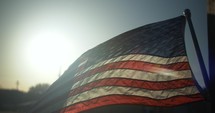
[28,83,50,95]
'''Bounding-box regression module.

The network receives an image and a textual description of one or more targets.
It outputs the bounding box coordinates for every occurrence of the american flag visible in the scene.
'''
[30,16,210,113]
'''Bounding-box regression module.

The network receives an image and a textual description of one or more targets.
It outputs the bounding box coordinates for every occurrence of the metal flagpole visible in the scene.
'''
[183,9,210,98]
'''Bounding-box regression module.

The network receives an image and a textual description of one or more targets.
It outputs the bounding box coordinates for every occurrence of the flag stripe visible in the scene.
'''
[28,69,193,112]
[74,54,188,76]
[65,86,200,107]
[69,78,195,97]
[73,61,190,84]
[71,69,192,90]
[63,94,204,113]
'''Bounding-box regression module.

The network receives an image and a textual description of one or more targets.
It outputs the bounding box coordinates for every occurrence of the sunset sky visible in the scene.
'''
[0,0,208,92]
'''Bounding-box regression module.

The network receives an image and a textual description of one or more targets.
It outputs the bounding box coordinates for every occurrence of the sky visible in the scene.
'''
[0,0,208,92]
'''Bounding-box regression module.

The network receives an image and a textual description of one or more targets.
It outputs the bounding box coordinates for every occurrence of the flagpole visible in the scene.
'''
[183,9,210,97]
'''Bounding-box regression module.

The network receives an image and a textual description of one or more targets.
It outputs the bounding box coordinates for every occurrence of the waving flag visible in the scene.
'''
[29,16,210,113]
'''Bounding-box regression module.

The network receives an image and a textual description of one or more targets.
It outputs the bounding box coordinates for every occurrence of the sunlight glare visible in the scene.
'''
[26,29,71,72]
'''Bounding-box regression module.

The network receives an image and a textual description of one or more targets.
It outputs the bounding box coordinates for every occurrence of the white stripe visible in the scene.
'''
[74,54,188,77]
[66,86,199,107]
[71,69,192,90]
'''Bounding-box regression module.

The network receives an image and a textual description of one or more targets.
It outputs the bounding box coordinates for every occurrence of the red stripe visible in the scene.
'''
[74,61,190,83]
[62,94,204,113]
[69,78,195,97]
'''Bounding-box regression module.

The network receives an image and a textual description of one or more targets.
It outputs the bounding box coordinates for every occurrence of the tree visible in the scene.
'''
[28,83,50,95]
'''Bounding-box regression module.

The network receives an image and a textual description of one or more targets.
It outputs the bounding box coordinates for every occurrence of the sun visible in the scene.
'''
[26,29,71,72]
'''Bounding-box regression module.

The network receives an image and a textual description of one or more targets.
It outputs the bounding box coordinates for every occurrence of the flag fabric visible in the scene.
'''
[29,16,210,113]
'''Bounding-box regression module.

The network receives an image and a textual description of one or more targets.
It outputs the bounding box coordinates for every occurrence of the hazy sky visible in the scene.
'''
[0,0,208,91]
